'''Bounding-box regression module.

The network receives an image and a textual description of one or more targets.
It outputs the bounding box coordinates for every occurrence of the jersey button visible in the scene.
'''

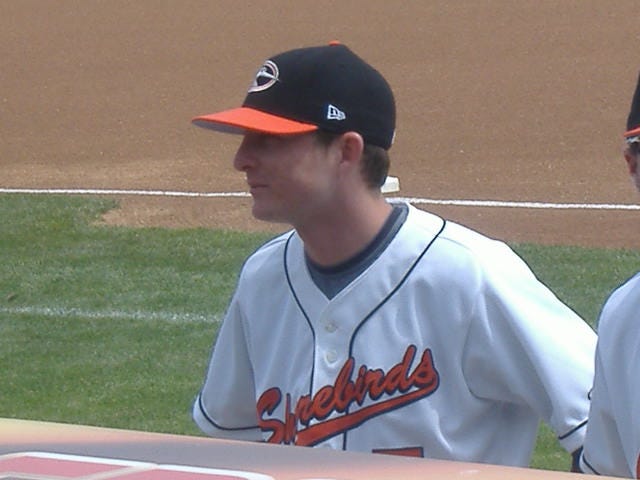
[325,322,337,333]
[325,350,338,363]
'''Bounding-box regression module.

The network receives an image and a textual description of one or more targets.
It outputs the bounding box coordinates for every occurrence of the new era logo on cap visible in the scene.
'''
[192,42,396,150]
[327,104,346,121]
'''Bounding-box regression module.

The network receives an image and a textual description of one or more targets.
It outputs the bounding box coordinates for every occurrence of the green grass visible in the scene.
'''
[0,194,272,435]
[511,243,640,329]
[2,194,639,471]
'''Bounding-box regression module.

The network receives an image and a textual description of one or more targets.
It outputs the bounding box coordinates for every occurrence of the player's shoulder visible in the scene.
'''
[238,230,292,277]
[406,204,513,258]
[252,230,291,255]
[599,271,640,329]
[595,271,640,375]
[404,205,534,285]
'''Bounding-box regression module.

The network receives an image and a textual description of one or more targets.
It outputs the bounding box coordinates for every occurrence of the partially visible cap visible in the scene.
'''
[625,70,640,143]
[192,42,396,150]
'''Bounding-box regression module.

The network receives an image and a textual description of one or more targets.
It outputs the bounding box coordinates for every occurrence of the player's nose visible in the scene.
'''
[233,136,256,171]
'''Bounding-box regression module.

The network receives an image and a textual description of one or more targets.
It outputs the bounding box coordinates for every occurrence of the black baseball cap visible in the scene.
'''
[192,41,396,150]
[625,70,640,143]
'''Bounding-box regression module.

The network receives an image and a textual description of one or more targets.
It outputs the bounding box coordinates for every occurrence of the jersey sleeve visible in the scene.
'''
[579,345,629,477]
[461,241,596,455]
[579,277,640,479]
[192,291,262,441]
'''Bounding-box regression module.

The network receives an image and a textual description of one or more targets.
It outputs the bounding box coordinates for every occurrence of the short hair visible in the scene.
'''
[315,130,390,189]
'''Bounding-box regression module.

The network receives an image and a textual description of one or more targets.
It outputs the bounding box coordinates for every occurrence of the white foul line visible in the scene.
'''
[391,197,640,210]
[1,187,640,210]
[0,305,218,324]
[0,187,249,198]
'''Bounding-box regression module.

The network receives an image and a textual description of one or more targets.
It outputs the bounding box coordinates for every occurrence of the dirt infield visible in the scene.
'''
[2,1,640,248]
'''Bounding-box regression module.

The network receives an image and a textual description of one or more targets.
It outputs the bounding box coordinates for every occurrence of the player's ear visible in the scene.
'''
[338,131,365,165]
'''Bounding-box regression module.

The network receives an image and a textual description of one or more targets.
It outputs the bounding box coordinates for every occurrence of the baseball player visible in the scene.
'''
[579,71,640,478]
[191,42,597,469]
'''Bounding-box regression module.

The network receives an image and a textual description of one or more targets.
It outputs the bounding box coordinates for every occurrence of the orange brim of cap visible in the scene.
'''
[624,126,640,139]
[192,107,318,135]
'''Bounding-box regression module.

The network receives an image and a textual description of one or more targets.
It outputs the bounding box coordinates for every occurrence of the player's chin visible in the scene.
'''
[250,201,289,224]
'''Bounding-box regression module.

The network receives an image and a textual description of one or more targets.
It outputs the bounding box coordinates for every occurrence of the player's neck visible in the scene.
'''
[298,195,393,267]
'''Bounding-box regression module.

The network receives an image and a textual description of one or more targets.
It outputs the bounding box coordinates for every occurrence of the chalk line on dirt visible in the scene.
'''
[0,305,218,324]
[1,187,640,211]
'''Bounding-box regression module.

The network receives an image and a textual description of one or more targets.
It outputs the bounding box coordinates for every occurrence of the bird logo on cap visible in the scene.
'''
[248,60,279,93]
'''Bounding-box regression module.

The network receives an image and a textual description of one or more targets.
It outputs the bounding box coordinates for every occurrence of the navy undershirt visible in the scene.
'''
[305,203,409,299]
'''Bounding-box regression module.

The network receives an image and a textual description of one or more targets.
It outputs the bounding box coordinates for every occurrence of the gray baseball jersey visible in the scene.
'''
[194,204,596,467]
[579,272,640,478]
